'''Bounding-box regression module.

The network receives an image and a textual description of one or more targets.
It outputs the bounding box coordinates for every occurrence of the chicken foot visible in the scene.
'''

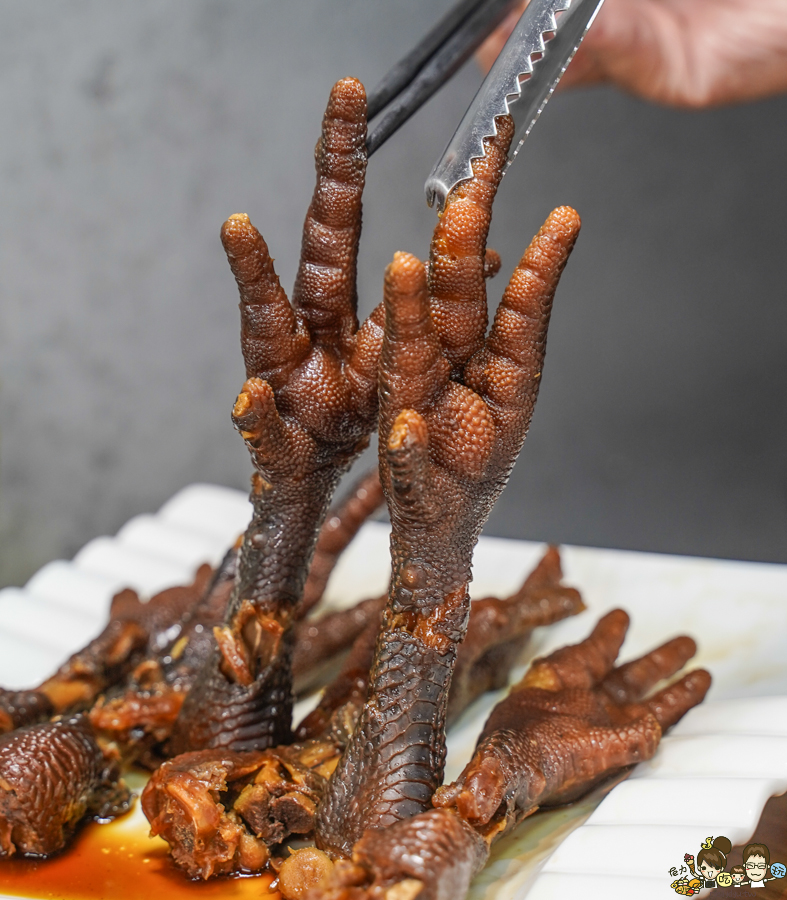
[141,547,582,879]
[308,610,711,900]
[316,114,581,855]
[168,78,386,756]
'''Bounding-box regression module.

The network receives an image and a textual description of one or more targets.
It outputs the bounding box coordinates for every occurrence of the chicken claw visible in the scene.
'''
[311,613,709,900]
[170,77,385,755]
[317,115,581,855]
[434,609,711,829]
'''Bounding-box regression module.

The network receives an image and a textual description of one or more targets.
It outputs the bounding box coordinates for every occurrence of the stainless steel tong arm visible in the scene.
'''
[425,0,605,211]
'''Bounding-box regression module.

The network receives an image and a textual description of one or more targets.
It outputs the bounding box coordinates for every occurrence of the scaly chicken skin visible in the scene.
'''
[167,77,387,756]
[306,612,710,900]
[316,112,581,855]
[0,715,129,857]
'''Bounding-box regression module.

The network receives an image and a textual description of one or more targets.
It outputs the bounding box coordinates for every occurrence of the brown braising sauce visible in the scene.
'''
[0,797,279,900]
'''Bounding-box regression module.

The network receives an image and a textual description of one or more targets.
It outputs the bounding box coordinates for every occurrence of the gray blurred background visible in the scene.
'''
[0,0,785,588]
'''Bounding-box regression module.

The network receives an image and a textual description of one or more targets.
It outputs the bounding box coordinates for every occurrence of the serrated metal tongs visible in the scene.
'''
[364,0,605,211]
[426,0,605,210]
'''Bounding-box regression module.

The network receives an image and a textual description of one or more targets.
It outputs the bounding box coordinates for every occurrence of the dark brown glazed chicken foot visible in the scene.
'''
[434,609,711,828]
[316,114,581,856]
[89,557,236,763]
[0,565,215,740]
[300,468,384,619]
[310,611,710,900]
[0,714,129,857]
[141,547,583,879]
[0,691,53,735]
[168,77,386,756]
[38,566,213,718]
[90,471,383,762]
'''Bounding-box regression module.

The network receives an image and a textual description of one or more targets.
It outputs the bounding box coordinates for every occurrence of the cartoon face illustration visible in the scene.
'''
[729,865,746,885]
[700,860,723,881]
[745,855,768,884]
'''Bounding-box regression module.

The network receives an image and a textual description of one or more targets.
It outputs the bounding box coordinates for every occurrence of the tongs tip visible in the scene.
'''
[424,0,605,211]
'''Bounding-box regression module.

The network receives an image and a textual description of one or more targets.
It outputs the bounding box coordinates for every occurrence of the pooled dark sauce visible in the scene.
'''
[0,790,278,900]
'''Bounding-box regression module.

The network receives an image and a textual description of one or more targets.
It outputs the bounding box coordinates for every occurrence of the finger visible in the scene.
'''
[602,636,697,706]
[635,669,712,732]
[473,207,581,431]
[483,248,502,280]
[379,252,449,428]
[221,214,306,383]
[231,378,312,478]
[385,410,433,521]
[428,116,514,373]
[517,609,629,692]
[346,301,385,423]
[292,77,368,352]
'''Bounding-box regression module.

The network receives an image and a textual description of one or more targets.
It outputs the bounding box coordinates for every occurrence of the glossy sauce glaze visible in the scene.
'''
[0,778,279,900]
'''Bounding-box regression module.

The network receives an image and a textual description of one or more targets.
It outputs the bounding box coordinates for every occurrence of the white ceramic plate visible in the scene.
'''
[2,484,787,900]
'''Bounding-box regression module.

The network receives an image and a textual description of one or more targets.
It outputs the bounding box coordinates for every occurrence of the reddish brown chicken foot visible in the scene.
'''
[92,471,383,759]
[307,612,710,900]
[434,609,711,831]
[168,78,386,756]
[301,468,385,618]
[316,115,581,856]
[26,564,214,720]
[0,714,130,858]
[141,548,581,879]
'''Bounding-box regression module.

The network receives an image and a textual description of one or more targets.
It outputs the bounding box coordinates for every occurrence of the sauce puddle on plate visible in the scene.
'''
[0,776,279,900]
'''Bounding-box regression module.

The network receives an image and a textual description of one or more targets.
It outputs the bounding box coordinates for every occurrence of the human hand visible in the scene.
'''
[478,0,787,109]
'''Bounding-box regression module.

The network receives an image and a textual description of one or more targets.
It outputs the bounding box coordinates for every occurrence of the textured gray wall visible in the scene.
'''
[0,0,785,587]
